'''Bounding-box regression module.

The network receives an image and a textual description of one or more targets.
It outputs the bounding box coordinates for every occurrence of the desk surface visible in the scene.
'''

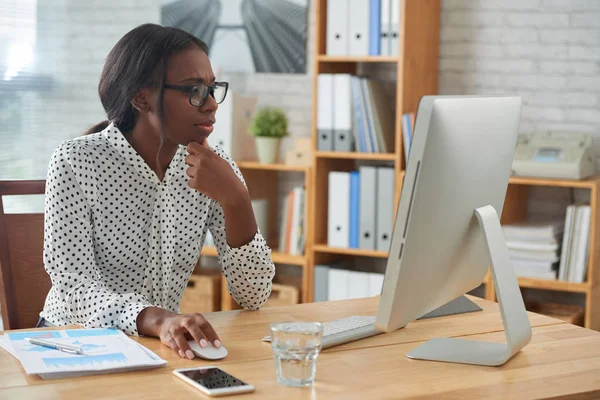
[1,296,600,399]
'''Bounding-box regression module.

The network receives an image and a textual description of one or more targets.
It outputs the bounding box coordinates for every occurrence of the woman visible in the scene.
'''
[39,23,275,360]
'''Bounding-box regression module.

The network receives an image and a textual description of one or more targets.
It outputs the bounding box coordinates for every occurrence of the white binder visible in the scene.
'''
[348,0,370,56]
[348,270,371,299]
[368,272,385,297]
[328,267,349,300]
[333,74,352,151]
[380,0,392,56]
[209,92,257,160]
[317,74,334,151]
[328,171,351,248]
[327,0,349,56]
[376,167,395,252]
[389,0,401,57]
[359,166,377,250]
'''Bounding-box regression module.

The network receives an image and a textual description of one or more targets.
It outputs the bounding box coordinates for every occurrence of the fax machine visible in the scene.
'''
[512,132,595,180]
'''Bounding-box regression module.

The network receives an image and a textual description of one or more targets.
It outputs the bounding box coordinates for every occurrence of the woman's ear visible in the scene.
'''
[131,89,152,113]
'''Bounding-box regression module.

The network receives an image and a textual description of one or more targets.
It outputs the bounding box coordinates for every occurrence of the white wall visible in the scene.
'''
[439,0,600,155]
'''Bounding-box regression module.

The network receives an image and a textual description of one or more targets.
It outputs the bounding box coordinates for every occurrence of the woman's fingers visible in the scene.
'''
[194,314,221,347]
[170,326,195,360]
[183,317,209,349]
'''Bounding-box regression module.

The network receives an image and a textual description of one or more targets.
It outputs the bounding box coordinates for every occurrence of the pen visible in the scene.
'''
[25,337,85,355]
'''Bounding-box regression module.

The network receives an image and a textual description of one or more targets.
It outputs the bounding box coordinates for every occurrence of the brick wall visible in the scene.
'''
[439,0,600,154]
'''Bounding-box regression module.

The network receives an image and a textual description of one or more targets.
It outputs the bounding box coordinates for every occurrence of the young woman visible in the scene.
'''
[39,23,275,360]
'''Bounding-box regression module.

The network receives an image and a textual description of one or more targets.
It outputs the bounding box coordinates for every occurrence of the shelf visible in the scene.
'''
[316,151,396,161]
[509,175,600,189]
[236,161,309,172]
[484,274,590,294]
[200,246,306,266]
[313,244,389,258]
[317,55,399,63]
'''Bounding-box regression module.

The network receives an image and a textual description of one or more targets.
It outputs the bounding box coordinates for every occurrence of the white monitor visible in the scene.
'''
[375,95,532,366]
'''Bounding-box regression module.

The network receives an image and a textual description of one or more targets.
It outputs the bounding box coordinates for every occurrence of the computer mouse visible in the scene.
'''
[188,340,228,360]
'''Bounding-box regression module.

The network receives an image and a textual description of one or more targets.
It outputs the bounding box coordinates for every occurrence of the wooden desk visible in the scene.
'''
[1,296,600,399]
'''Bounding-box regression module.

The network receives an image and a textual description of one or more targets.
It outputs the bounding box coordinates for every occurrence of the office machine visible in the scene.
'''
[293,95,530,367]
[512,132,595,180]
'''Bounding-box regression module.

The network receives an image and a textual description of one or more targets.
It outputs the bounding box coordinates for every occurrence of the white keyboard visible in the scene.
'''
[263,316,380,349]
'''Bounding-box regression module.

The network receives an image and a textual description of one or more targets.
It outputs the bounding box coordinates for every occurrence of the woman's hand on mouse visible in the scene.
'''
[185,140,247,206]
[158,313,222,359]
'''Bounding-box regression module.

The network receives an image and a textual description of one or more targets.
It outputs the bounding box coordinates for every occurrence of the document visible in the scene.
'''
[1,328,166,379]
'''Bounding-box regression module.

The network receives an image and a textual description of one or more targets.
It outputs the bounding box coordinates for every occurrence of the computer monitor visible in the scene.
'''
[375,95,532,366]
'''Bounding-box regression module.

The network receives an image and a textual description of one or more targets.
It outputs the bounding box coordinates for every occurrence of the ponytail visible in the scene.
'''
[83,120,110,136]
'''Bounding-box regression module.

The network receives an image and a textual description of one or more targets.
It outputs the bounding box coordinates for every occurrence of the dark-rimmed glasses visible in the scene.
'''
[163,81,229,107]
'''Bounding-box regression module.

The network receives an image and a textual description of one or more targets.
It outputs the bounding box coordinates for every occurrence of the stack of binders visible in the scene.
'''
[316,74,395,153]
[327,166,395,251]
[326,0,400,57]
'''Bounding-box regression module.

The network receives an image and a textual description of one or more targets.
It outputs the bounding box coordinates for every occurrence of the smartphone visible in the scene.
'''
[173,366,255,397]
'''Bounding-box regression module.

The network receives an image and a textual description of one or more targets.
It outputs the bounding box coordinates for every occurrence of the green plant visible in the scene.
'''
[248,107,289,138]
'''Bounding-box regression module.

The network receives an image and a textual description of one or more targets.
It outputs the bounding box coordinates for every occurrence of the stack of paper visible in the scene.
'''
[502,219,564,280]
[0,328,166,380]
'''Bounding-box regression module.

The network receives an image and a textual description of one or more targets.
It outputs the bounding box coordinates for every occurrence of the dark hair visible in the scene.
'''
[84,23,209,136]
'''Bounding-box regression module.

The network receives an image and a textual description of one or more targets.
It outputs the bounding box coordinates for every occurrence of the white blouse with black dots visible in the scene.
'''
[40,122,275,335]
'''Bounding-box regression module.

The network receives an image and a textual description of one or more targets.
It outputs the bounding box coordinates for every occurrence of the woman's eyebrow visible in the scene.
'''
[178,77,216,84]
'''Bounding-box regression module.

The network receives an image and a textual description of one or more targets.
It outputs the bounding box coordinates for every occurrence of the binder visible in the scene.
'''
[348,0,370,56]
[333,74,353,151]
[328,267,349,300]
[314,264,330,302]
[380,0,392,56]
[359,166,377,250]
[368,272,385,297]
[349,171,360,248]
[389,0,401,56]
[317,74,334,151]
[328,171,351,248]
[376,167,395,252]
[360,78,378,152]
[369,0,381,55]
[326,0,349,56]
[347,270,371,299]
[351,76,368,152]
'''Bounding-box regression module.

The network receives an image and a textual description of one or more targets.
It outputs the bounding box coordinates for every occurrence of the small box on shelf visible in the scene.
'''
[180,271,222,313]
[285,137,312,167]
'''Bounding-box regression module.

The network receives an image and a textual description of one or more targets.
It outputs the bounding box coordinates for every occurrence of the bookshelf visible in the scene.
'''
[199,162,312,311]
[306,0,441,303]
[303,0,600,331]
[484,175,600,330]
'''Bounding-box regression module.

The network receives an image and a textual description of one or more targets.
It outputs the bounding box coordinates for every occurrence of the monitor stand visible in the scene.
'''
[406,205,532,366]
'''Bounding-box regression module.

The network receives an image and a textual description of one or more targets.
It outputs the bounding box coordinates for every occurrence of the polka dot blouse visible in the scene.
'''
[40,122,275,336]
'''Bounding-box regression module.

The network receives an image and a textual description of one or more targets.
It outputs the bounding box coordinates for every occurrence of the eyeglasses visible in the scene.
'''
[163,81,229,107]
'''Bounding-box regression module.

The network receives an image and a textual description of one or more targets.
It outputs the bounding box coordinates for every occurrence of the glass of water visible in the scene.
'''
[270,321,324,387]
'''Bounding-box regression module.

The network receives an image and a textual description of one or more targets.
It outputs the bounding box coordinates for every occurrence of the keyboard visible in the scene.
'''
[262,316,381,349]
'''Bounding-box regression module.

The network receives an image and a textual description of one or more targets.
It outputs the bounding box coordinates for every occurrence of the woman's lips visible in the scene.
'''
[195,123,214,134]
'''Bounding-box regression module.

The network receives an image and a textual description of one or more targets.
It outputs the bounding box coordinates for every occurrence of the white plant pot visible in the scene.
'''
[255,137,281,164]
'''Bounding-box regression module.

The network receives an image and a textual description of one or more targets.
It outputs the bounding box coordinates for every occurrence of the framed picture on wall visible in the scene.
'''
[161,0,308,74]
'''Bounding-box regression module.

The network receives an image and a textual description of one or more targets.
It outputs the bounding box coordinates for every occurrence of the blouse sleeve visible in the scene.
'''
[43,141,155,335]
[207,148,276,310]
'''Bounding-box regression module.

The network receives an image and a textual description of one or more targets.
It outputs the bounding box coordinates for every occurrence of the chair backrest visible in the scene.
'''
[0,180,51,330]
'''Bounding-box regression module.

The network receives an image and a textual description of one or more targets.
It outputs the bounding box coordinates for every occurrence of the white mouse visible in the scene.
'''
[188,340,229,360]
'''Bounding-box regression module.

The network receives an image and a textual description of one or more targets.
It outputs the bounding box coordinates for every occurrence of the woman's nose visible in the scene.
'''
[202,93,218,113]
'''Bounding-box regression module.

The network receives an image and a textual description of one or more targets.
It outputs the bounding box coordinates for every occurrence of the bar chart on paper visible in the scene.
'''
[6,328,166,377]
[43,353,128,369]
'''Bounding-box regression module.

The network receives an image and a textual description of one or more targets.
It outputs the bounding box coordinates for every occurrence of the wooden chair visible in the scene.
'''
[0,180,51,330]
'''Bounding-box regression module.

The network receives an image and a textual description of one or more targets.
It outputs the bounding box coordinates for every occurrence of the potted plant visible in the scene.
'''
[248,106,289,164]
